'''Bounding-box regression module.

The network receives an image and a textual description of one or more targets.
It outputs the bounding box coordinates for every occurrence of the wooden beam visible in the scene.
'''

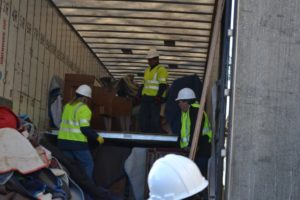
[189,0,225,160]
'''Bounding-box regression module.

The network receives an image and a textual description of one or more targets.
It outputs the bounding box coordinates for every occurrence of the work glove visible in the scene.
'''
[97,136,105,144]
[154,96,162,105]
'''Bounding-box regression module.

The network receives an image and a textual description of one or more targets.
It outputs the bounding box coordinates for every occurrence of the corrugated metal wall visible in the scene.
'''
[0,0,108,129]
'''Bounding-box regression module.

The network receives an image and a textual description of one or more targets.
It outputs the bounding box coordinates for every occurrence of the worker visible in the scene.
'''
[175,87,212,200]
[57,84,104,179]
[147,154,208,200]
[137,48,168,133]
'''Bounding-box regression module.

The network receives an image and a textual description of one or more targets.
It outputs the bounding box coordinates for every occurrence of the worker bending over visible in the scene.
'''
[57,84,104,179]
[176,88,212,177]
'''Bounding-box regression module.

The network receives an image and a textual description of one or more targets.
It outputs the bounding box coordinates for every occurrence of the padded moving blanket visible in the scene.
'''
[0,128,47,174]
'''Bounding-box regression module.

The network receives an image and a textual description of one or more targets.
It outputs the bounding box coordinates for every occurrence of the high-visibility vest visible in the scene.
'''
[142,64,168,97]
[58,102,91,143]
[180,103,212,148]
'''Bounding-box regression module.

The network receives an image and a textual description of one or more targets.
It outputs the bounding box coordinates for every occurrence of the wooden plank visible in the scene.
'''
[12,0,27,114]
[0,0,11,96]
[27,0,41,119]
[33,0,46,125]
[3,0,18,100]
[189,0,224,160]
[19,0,35,115]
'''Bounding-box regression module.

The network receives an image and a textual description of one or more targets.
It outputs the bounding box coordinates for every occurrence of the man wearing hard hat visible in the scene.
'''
[137,48,168,133]
[148,154,208,200]
[175,87,212,200]
[57,84,105,179]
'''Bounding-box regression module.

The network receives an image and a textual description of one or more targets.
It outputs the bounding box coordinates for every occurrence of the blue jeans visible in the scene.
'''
[63,150,94,179]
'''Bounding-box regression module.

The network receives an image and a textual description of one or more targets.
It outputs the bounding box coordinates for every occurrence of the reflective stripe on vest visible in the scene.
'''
[58,102,91,142]
[142,64,167,97]
[180,110,191,148]
[180,103,212,148]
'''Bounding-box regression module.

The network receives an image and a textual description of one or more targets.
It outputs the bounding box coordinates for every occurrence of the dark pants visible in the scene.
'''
[139,96,161,133]
[63,150,94,179]
[195,155,210,200]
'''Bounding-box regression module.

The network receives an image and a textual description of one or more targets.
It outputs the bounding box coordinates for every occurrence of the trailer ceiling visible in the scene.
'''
[51,0,217,83]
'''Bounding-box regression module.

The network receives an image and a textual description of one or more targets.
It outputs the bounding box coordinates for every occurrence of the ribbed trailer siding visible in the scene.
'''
[0,0,108,129]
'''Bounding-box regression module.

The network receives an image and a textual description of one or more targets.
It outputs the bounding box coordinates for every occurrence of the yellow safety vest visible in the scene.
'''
[180,103,212,148]
[142,64,168,97]
[58,102,91,142]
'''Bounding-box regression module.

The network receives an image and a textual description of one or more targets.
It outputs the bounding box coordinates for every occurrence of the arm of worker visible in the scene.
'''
[137,84,144,97]
[78,106,104,144]
[156,84,167,97]
[154,84,167,104]
[80,127,104,144]
[156,65,168,99]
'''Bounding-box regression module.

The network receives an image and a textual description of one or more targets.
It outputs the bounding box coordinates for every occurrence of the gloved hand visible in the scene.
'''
[97,136,104,144]
[154,96,162,105]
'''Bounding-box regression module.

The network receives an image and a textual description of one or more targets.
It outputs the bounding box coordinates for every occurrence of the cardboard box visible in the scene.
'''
[63,74,95,104]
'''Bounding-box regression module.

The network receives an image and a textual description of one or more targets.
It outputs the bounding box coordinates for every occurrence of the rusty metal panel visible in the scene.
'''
[56,17,63,78]
[33,0,46,125]
[48,6,57,81]
[72,35,78,72]
[53,11,63,78]
[57,16,64,78]
[64,25,71,73]
[0,0,10,96]
[67,31,73,72]
[50,10,57,78]
[27,0,41,119]
[39,2,53,129]
[88,55,92,74]
[59,21,66,76]
[3,0,18,101]
[78,42,84,72]
[19,0,35,115]
[70,32,77,73]
[12,0,27,113]
[88,52,92,75]
[78,39,83,73]
[81,47,86,73]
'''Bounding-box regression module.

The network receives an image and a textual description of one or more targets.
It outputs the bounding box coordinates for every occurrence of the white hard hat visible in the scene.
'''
[75,84,92,98]
[175,88,196,101]
[146,48,160,59]
[148,154,208,200]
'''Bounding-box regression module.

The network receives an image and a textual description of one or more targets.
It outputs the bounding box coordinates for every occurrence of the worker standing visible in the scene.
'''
[175,87,212,199]
[137,48,168,133]
[148,154,208,200]
[57,84,104,179]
